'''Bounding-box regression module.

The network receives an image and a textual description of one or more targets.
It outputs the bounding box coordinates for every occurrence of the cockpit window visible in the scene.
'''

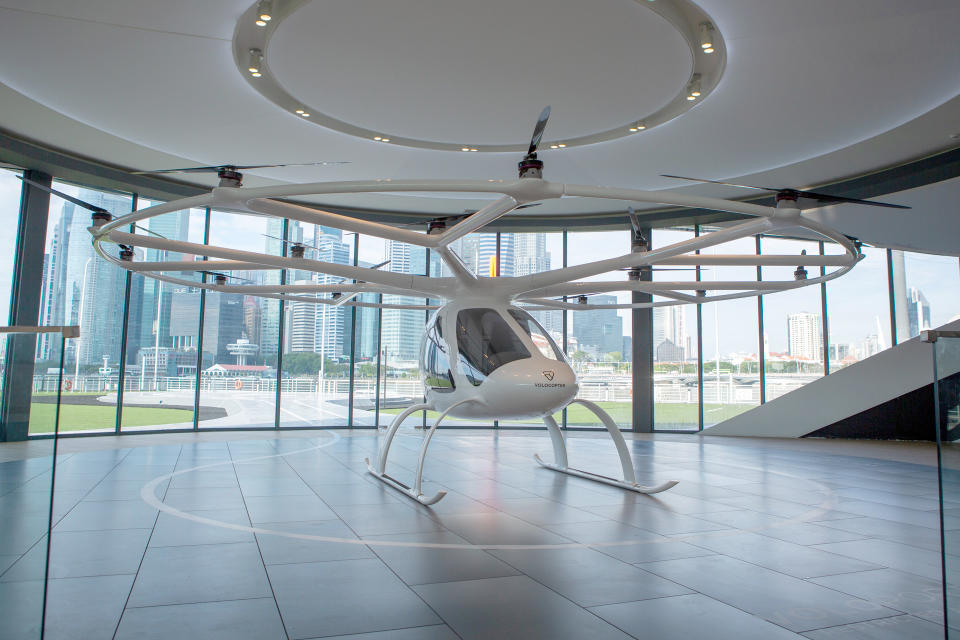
[508,308,565,361]
[421,314,454,391]
[456,308,530,385]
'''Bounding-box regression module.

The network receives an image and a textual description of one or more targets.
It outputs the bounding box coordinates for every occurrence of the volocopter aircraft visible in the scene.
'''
[23,107,907,505]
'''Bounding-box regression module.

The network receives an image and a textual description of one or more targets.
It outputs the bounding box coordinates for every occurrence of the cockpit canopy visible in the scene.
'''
[421,305,565,391]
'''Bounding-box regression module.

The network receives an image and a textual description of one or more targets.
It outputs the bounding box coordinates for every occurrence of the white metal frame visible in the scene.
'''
[89,176,859,504]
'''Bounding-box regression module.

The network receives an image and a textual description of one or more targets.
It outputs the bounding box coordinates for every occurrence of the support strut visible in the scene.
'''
[535,398,678,494]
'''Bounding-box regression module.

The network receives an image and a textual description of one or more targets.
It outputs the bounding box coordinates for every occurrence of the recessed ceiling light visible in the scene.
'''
[374,136,382,141]
[550,145,558,149]
[461,147,470,152]
[257,0,273,21]
[301,113,310,117]
[251,72,262,78]
[381,138,390,142]
[255,19,267,27]
[704,47,715,54]
[689,75,702,97]
[248,48,262,74]
[295,109,304,114]
[557,143,566,148]
[699,22,714,50]
[470,148,478,152]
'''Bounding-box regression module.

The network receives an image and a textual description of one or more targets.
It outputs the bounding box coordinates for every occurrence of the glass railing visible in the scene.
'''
[0,326,77,640]
[929,329,960,636]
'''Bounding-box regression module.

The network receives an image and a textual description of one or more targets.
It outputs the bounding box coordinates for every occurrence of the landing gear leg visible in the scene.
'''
[366,400,474,505]
[535,399,677,494]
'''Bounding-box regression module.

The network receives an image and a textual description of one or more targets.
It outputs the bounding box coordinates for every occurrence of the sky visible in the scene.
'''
[2,170,957,358]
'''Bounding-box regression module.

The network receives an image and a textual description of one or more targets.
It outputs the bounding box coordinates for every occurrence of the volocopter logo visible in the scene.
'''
[542,370,555,381]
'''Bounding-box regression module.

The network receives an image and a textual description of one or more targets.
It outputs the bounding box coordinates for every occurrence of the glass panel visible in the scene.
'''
[121,201,206,431]
[350,235,383,427]
[0,168,23,324]
[936,335,960,635]
[566,230,631,429]
[653,228,700,431]
[0,331,65,639]
[892,250,960,343]
[377,239,428,427]
[825,244,891,371]
[40,182,132,433]
[700,234,761,426]
[196,210,280,429]
[422,312,454,390]
[279,222,354,427]
[760,237,824,402]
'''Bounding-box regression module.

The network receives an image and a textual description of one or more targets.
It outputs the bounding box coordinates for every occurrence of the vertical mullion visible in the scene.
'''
[886,248,898,346]
[347,238,359,427]
[820,240,829,375]
[756,235,766,404]
[115,193,137,433]
[561,229,568,430]
[493,232,500,430]
[274,220,288,429]
[423,249,430,429]
[374,293,383,427]
[193,207,210,430]
[695,225,704,431]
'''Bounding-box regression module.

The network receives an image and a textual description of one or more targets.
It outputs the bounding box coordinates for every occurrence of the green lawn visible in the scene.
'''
[28,403,193,434]
[381,401,753,429]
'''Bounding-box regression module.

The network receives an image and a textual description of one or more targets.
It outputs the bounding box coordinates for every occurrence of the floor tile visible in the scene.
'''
[491,547,691,606]
[268,558,441,638]
[366,530,520,585]
[641,554,900,632]
[44,574,135,640]
[414,575,633,640]
[436,512,573,545]
[149,508,254,547]
[812,539,944,580]
[127,542,272,607]
[331,503,445,536]
[313,624,460,640]
[801,614,943,639]
[256,519,375,564]
[810,568,948,624]
[161,486,246,511]
[117,597,287,640]
[244,494,338,523]
[590,593,804,640]
[54,499,159,532]
[2,529,150,581]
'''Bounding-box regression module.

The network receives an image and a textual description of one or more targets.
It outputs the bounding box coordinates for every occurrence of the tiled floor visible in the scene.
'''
[0,429,953,639]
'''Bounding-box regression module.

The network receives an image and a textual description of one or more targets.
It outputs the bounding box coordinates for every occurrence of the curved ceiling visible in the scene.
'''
[0,0,959,219]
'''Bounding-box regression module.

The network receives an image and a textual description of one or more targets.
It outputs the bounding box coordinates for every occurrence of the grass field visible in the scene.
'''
[381,401,753,428]
[28,403,193,434]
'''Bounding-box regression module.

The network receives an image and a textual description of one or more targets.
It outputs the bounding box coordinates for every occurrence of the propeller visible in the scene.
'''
[526,105,551,159]
[201,271,252,286]
[262,233,318,257]
[132,162,349,175]
[518,106,551,179]
[660,174,910,209]
[17,176,112,223]
[398,202,542,233]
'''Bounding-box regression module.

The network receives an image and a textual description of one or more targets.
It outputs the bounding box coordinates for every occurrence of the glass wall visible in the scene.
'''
[566,230,632,429]
[194,210,281,429]
[652,228,700,430]
[825,244,892,371]
[892,250,960,343]
[759,237,824,402]
[121,201,207,431]
[700,234,761,426]
[279,221,356,427]
[38,182,132,434]
[0,169,22,324]
[2,166,959,436]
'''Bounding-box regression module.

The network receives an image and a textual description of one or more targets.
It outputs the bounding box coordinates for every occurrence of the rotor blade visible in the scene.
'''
[514,202,542,210]
[262,233,317,247]
[791,190,911,209]
[660,174,774,192]
[627,206,641,234]
[370,260,391,270]
[17,176,109,213]
[334,292,360,307]
[660,175,911,209]
[132,224,168,239]
[527,106,551,156]
[132,161,349,175]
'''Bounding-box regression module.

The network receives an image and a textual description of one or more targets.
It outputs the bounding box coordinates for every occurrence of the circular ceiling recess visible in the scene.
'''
[233,0,725,151]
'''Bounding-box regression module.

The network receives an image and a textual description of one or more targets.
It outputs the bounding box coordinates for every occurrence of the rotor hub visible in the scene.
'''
[217,168,243,188]
[518,157,544,180]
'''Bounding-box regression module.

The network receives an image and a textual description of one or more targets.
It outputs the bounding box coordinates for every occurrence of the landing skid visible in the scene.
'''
[367,398,677,506]
[536,399,678,494]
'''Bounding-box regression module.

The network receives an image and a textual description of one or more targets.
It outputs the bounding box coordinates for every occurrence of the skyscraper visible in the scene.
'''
[787,312,823,361]
[907,287,932,338]
[572,295,623,358]
[381,240,428,361]
[653,305,687,362]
